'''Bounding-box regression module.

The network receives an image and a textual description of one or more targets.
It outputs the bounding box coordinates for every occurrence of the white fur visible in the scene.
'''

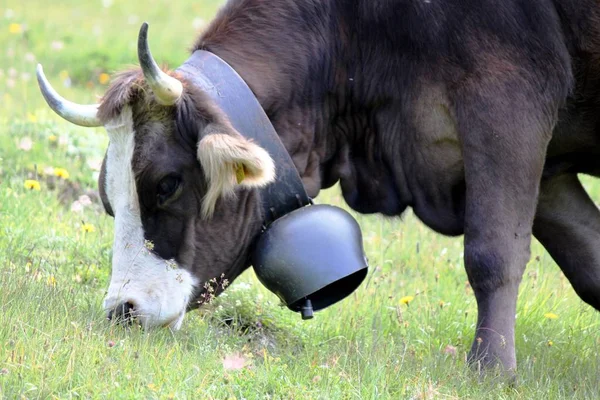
[102,107,197,330]
[197,132,276,218]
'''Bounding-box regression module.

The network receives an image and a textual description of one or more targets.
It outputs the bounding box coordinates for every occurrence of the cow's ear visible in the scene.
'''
[197,131,275,218]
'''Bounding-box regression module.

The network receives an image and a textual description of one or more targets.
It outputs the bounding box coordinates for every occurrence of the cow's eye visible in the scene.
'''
[157,175,180,203]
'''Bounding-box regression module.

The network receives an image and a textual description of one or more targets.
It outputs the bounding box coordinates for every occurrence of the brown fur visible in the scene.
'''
[91,0,600,374]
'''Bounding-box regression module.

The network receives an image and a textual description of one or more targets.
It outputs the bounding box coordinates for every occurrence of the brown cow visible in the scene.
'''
[36,0,600,373]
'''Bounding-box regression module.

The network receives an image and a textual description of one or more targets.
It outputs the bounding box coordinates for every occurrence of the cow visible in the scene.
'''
[36,0,600,374]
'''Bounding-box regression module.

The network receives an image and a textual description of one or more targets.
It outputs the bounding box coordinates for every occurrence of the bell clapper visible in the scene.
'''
[301,298,314,320]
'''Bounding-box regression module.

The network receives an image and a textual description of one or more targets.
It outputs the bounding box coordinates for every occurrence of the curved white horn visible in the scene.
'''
[137,22,183,105]
[36,64,101,127]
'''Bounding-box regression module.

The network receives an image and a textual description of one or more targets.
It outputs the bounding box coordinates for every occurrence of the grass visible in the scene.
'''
[2,1,600,398]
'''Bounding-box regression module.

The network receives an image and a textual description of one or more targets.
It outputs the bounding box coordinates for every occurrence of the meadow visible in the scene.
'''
[1,1,600,398]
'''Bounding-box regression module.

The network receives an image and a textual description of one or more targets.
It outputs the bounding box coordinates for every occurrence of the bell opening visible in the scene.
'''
[289,267,368,314]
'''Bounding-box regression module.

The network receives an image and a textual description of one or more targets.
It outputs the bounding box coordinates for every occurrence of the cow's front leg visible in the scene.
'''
[455,85,555,372]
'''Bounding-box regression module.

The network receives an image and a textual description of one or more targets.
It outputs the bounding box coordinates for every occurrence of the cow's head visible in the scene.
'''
[36,24,276,329]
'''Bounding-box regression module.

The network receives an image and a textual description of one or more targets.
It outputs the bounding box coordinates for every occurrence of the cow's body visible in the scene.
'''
[37,0,600,374]
[190,1,600,370]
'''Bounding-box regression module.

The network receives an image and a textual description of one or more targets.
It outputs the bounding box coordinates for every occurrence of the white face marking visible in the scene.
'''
[102,106,197,330]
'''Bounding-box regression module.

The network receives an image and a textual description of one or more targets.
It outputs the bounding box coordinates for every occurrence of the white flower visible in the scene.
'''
[18,137,32,151]
[78,195,92,206]
[192,18,206,30]
[71,201,84,213]
[87,158,103,171]
[51,41,64,50]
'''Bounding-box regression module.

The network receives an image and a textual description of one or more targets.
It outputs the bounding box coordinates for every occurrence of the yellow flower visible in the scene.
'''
[27,113,37,123]
[547,340,553,347]
[544,312,559,320]
[99,73,110,85]
[147,383,157,392]
[399,295,414,305]
[59,70,69,81]
[47,275,56,287]
[24,180,41,191]
[48,135,57,142]
[54,168,70,179]
[82,223,96,233]
[9,23,22,34]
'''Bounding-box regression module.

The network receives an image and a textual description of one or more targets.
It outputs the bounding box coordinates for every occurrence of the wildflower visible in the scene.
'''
[127,15,140,25]
[18,137,33,151]
[87,158,103,171]
[399,295,414,305]
[82,223,96,233]
[222,353,248,371]
[547,340,553,347]
[71,201,84,213]
[144,240,154,250]
[544,312,559,320]
[47,275,56,287]
[51,41,64,51]
[8,23,22,34]
[78,195,92,206]
[443,345,457,356]
[192,17,206,30]
[166,259,178,270]
[54,168,69,179]
[99,73,110,85]
[24,180,41,191]
[48,134,57,142]
[147,383,157,391]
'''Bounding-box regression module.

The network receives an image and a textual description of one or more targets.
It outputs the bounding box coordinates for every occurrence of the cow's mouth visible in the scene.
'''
[107,300,189,331]
[107,301,136,325]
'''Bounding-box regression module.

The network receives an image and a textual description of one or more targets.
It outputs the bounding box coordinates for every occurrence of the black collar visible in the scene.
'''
[176,50,311,226]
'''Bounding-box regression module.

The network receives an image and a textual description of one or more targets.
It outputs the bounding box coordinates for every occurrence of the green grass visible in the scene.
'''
[2,1,600,398]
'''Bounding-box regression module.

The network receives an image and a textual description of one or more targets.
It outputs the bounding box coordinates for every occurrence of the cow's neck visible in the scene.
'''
[195,1,343,198]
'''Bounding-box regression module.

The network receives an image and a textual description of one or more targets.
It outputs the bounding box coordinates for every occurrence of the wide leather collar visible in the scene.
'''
[176,50,311,227]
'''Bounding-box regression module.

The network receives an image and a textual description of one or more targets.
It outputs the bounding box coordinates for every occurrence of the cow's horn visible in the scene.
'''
[137,22,183,106]
[36,64,101,127]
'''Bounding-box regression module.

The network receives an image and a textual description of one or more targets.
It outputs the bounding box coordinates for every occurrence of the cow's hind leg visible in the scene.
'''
[533,174,600,310]
[454,79,558,372]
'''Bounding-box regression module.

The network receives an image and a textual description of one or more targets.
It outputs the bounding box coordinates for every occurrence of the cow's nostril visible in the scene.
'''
[108,302,136,324]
